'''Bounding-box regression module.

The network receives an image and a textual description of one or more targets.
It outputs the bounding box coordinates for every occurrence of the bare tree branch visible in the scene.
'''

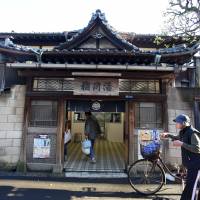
[164,0,200,37]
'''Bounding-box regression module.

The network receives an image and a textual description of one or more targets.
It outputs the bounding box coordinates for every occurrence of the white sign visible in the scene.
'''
[33,137,51,158]
[74,79,119,96]
[92,101,101,111]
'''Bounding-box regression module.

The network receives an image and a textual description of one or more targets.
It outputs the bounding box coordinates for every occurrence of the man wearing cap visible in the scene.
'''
[162,114,200,200]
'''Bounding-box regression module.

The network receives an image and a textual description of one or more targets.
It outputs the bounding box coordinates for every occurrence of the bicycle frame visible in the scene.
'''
[151,156,185,187]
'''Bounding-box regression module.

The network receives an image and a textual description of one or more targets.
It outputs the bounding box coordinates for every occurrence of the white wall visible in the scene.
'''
[106,113,124,143]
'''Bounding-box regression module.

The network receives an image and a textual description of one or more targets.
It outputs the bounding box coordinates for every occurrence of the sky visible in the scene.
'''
[0,0,169,34]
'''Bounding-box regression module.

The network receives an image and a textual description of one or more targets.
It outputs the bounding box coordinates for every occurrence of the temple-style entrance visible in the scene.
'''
[63,100,126,172]
[0,9,192,174]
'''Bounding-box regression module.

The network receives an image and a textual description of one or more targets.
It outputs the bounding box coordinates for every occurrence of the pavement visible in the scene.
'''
[0,173,182,200]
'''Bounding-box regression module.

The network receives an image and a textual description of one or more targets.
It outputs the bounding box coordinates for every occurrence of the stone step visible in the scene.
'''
[65,172,128,178]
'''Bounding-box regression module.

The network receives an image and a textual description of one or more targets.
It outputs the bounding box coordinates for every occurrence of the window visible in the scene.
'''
[135,103,162,129]
[33,78,160,94]
[105,113,121,123]
[73,112,86,122]
[119,80,160,94]
[33,78,74,91]
[29,101,58,127]
[181,79,190,88]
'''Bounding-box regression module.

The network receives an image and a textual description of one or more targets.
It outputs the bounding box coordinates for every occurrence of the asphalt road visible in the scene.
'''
[0,176,182,200]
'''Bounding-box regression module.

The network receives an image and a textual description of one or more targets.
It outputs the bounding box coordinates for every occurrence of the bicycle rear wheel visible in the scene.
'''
[128,159,165,195]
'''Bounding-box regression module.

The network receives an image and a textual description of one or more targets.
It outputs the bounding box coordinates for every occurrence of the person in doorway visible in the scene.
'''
[64,120,71,161]
[84,111,101,163]
[161,114,200,200]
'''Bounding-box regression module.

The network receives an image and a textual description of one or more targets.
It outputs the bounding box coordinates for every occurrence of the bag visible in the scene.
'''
[64,130,71,144]
[81,139,91,155]
[141,141,160,159]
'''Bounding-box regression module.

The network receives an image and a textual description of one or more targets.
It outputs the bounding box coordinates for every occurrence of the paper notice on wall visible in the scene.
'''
[33,137,50,158]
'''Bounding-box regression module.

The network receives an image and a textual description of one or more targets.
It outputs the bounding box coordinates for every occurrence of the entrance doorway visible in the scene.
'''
[63,100,126,172]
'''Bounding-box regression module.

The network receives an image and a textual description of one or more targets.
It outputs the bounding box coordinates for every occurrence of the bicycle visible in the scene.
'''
[128,138,200,199]
[128,138,185,195]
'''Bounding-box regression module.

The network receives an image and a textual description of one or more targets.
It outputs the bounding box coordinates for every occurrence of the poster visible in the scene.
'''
[138,130,152,141]
[33,135,51,158]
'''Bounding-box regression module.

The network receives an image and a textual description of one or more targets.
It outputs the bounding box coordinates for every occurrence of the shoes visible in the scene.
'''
[90,158,96,164]
[165,173,175,181]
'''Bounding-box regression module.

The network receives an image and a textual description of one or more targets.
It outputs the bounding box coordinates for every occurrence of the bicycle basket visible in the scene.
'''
[140,141,160,160]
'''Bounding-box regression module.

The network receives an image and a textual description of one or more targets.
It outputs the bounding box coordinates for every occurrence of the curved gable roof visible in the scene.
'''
[55,10,140,52]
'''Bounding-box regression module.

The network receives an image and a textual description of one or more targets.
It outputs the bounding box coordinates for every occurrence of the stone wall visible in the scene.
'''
[166,87,194,166]
[0,85,26,167]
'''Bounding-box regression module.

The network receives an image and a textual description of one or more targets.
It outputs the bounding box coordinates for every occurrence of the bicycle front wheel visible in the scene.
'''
[128,159,165,195]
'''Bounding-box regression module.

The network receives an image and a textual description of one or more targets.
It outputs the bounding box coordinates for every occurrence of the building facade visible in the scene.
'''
[0,10,199,173]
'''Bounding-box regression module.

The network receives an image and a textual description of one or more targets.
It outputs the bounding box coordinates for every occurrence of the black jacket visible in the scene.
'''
[85,115,101,140]
[168,126,200,169]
